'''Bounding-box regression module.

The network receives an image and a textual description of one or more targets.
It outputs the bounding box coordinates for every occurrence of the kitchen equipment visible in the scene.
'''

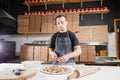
[0,69,36,80]
[67,66,100,80]
[0,40,16,63]
[32,40,50,44]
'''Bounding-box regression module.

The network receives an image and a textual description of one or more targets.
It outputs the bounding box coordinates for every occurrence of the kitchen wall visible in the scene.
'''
[0,0,119,34]
[0,34,52,56]
[0,0,118,57]
[0,33,116,57]
[9,0,120,32]
[108,32,116,57]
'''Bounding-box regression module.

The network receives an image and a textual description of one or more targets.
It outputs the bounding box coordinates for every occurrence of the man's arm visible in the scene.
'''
[67,45,82,58]
[49,48,57,60]
[57,45,82,62]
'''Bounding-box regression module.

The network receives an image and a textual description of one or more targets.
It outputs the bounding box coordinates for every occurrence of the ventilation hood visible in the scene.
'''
[0,8,16,28]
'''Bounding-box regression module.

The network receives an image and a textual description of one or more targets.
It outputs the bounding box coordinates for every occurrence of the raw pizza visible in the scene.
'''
[41,65,71,75]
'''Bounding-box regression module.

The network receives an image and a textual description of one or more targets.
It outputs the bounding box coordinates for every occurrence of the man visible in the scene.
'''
[49,14,82,65]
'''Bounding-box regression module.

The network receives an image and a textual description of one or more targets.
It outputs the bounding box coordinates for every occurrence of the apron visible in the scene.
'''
[52,31,75,65]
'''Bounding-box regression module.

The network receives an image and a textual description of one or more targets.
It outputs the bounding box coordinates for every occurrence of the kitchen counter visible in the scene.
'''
[1,62,120,80]
[21,62,120,80]
[24,42,108,46]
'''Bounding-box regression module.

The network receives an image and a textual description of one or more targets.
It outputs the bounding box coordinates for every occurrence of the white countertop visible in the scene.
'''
[25,64,120,80]
[0,62,120,80]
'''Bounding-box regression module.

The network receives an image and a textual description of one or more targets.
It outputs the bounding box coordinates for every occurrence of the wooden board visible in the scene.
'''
[0,69,36,80]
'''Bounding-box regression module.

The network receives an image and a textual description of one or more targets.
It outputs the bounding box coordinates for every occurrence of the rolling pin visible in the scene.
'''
[67,66,100,80]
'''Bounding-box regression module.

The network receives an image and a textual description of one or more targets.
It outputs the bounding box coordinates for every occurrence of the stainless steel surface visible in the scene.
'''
[80,42,108,45]
[32,40,50,44]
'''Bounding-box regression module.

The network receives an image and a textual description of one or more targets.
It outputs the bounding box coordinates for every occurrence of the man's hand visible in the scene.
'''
[57,55,70,62]
[49,48,58,60]
[50,52,58,60]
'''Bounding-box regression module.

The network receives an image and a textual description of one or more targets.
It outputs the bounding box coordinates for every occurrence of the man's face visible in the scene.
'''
[56,16,68,32]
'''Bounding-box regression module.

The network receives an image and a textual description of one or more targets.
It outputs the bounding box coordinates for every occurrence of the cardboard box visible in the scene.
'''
[41,15,48,32]
[92,25,108,42]
[20,45,34,61]
[23,18,29,32]
[53,14,58,33]
[66,13,73,31]
[34,46,41,53]
[34,53,41,60]
[20,45,27,61]
[40,46,48,53]
[87,46,96,62]
[18,15,24,28]
[48,14,54,33]
[72,13,79,31]
[80,53,88,62]
[75,56,80,62]
[79,46,96,62]
[35,15,41,32]
[18,15,29,32]
[48,54,53,62]
[33,46,48,61]
[17,27,23,33]
[29,15,35,32]
[99,50,107,56]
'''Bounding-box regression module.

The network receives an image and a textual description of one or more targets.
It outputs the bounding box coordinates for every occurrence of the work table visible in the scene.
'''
[0,62,120,80]
[27,64,120,80]
[23,61,120,80]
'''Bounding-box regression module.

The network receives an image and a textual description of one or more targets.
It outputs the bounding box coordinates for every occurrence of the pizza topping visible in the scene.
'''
[41,66,71,74]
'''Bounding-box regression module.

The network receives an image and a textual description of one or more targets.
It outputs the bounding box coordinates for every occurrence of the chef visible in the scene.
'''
[49,14,82,65]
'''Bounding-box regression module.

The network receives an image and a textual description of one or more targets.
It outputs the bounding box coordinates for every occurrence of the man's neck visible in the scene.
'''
[59,30,67,33]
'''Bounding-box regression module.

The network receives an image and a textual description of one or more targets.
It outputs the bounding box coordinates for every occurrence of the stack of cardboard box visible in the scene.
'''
[17,13,80,34]
[79,46,96,62]
[17,15,29,33]
[20,45,34,61]
[20,45,48,61]
[20,45,96,62]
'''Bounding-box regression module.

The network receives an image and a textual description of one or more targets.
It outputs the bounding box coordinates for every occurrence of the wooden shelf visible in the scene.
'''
[17,32,54,34]
[24,0,100,6]
[23,10,110,15]
[80,10,110,20]
[80,10,110,15]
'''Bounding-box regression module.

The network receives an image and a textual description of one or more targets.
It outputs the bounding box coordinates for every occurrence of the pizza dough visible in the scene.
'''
[41,65,71,75]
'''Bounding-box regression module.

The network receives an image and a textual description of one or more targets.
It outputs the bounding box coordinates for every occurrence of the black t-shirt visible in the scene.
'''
[49,30,80,51]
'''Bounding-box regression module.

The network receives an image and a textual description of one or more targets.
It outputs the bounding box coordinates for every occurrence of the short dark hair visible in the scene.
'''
[55,14,67,25]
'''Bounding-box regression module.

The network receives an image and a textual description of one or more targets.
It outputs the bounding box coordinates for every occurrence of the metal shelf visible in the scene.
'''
[24,0,101,10]
[24,0,99,6]
[24,42,108,46]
